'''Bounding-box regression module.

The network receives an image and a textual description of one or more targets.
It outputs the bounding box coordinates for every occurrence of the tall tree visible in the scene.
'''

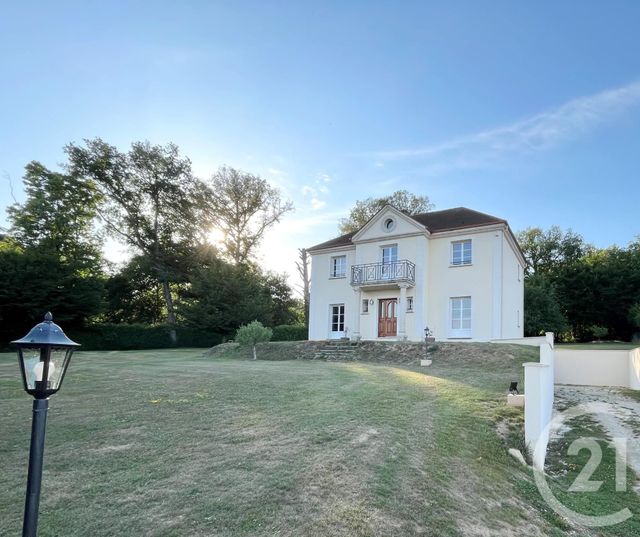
[66,139,207,338]
[7,161,103,269]
[205,166,293,264]
[2,163,105,340]
[338,190,434,234]
[523,274,568,336]
[102,256,166,324]
[516,226,589,277]
[295,247,310,327]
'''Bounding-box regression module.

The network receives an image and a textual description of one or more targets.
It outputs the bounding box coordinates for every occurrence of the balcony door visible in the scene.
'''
[381,245,398,279]
[378,298,397,337]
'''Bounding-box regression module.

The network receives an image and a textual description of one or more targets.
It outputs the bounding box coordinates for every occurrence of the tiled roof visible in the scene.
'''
[307,207,507,252]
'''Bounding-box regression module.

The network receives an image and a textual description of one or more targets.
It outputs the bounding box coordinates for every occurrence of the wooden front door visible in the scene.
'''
[378,299,397,337]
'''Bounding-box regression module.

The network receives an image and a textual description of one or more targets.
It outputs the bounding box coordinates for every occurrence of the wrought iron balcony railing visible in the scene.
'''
[350,260,416,287]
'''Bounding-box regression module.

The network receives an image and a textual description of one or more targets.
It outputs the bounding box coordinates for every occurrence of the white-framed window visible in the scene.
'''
[381,244,398,264]
[451,240,472,266]
[330,255,346,278]
[517,309,521,328]
[407,296,414,312]
[362,299,369,313]
[330,304,345,334]
[450,296,472,338]
[518,265,522,282]
[381,244,398,279]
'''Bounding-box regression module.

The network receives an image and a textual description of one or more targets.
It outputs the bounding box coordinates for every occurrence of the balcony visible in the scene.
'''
[350,260,416,288]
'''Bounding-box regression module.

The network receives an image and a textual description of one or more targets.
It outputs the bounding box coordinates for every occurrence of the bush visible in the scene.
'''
[629,303,640,331]
[66,323,222,351]
[271,324,308,341]
[588,325,608,341]
[235,320,273,360]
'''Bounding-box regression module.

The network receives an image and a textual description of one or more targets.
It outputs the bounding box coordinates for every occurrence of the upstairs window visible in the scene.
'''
[451,240,472,266]
[330,255,346,278]
[381,245,398,264]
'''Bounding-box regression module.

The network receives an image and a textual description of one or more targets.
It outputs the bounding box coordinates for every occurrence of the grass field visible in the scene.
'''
[556,342,639,350]
[0,345,638,536]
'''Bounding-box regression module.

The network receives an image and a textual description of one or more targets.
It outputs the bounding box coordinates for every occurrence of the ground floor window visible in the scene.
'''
[450,296,471,338]
[331,304,345,333]
[362,299,369,313]
[407,296,414,312]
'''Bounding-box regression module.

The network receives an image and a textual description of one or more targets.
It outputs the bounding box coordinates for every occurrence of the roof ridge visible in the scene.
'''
[307,206,509,251]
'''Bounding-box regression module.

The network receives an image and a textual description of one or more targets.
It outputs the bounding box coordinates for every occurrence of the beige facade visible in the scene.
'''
[308,205,525,342]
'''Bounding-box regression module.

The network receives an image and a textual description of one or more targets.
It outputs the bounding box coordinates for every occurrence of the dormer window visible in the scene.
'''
[451,240,472,266]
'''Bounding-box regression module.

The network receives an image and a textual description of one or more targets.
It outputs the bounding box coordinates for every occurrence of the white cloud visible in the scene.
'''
[311,198,326,210]
[301,185,317,196]
[372,80,640,170]
[268,167,284,176]
[318,173,332,183]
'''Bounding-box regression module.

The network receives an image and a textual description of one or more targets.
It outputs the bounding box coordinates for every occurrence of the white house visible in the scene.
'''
[307,205,525,342]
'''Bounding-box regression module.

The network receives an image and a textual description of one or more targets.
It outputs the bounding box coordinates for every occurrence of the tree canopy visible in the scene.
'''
[205,166,293,264]
[519,227,640,341]
[338,190,434,234]
[66,138,209,330]
[1,138,301,348]
[2,162,105,342]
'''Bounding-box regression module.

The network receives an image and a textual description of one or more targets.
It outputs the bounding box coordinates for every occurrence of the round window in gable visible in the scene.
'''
[382,217,396,232]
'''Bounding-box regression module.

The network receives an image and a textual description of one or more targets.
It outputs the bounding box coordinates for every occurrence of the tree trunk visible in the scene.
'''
[252,345,257,360]
[161,279,177,345]
[297,248,311,328]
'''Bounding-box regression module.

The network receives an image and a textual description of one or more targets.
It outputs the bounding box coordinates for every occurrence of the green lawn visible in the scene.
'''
[0,346,637,536]
[556,342,639,350]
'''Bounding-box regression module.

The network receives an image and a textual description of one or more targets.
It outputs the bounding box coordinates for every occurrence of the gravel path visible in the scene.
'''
[554,385,640,488]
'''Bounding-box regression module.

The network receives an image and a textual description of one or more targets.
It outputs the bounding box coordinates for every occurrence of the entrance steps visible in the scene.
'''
[313,339,360,361]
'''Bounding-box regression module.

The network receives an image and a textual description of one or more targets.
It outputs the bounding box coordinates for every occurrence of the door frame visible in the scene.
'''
[378,298,398,337]
[329,303,346,339]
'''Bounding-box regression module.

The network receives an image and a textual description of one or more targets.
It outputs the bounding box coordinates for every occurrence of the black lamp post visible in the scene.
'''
[11,312,80,537]
[423,326,434,365]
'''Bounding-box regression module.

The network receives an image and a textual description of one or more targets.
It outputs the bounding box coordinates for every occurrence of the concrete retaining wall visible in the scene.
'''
[522,333,555,470]
[555,348,640,388]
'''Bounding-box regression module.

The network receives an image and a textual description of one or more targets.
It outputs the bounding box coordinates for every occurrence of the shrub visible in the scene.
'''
[629,303,640,330]
[66,323,222,351]
[589,325,608,341]
[271,324,307,341]
[235,320,273,360]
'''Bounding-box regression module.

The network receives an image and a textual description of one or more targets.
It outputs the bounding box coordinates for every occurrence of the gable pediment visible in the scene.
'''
[351,205,427,243]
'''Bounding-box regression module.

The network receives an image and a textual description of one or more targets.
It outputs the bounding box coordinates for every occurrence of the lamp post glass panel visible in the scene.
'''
[11,312,80,537]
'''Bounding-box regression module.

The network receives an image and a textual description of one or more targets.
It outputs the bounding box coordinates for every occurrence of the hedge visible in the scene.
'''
[271,324,308,342]
[66,323,222,351]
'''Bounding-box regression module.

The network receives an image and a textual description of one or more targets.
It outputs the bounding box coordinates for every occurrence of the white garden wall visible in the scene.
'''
[555,348,640,388]
[523,339,555,470]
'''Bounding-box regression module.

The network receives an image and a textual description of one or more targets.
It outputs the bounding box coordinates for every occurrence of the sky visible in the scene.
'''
[1,1,640,286]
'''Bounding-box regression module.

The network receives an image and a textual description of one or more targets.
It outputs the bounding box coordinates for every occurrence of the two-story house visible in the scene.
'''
[307,205,525,342]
